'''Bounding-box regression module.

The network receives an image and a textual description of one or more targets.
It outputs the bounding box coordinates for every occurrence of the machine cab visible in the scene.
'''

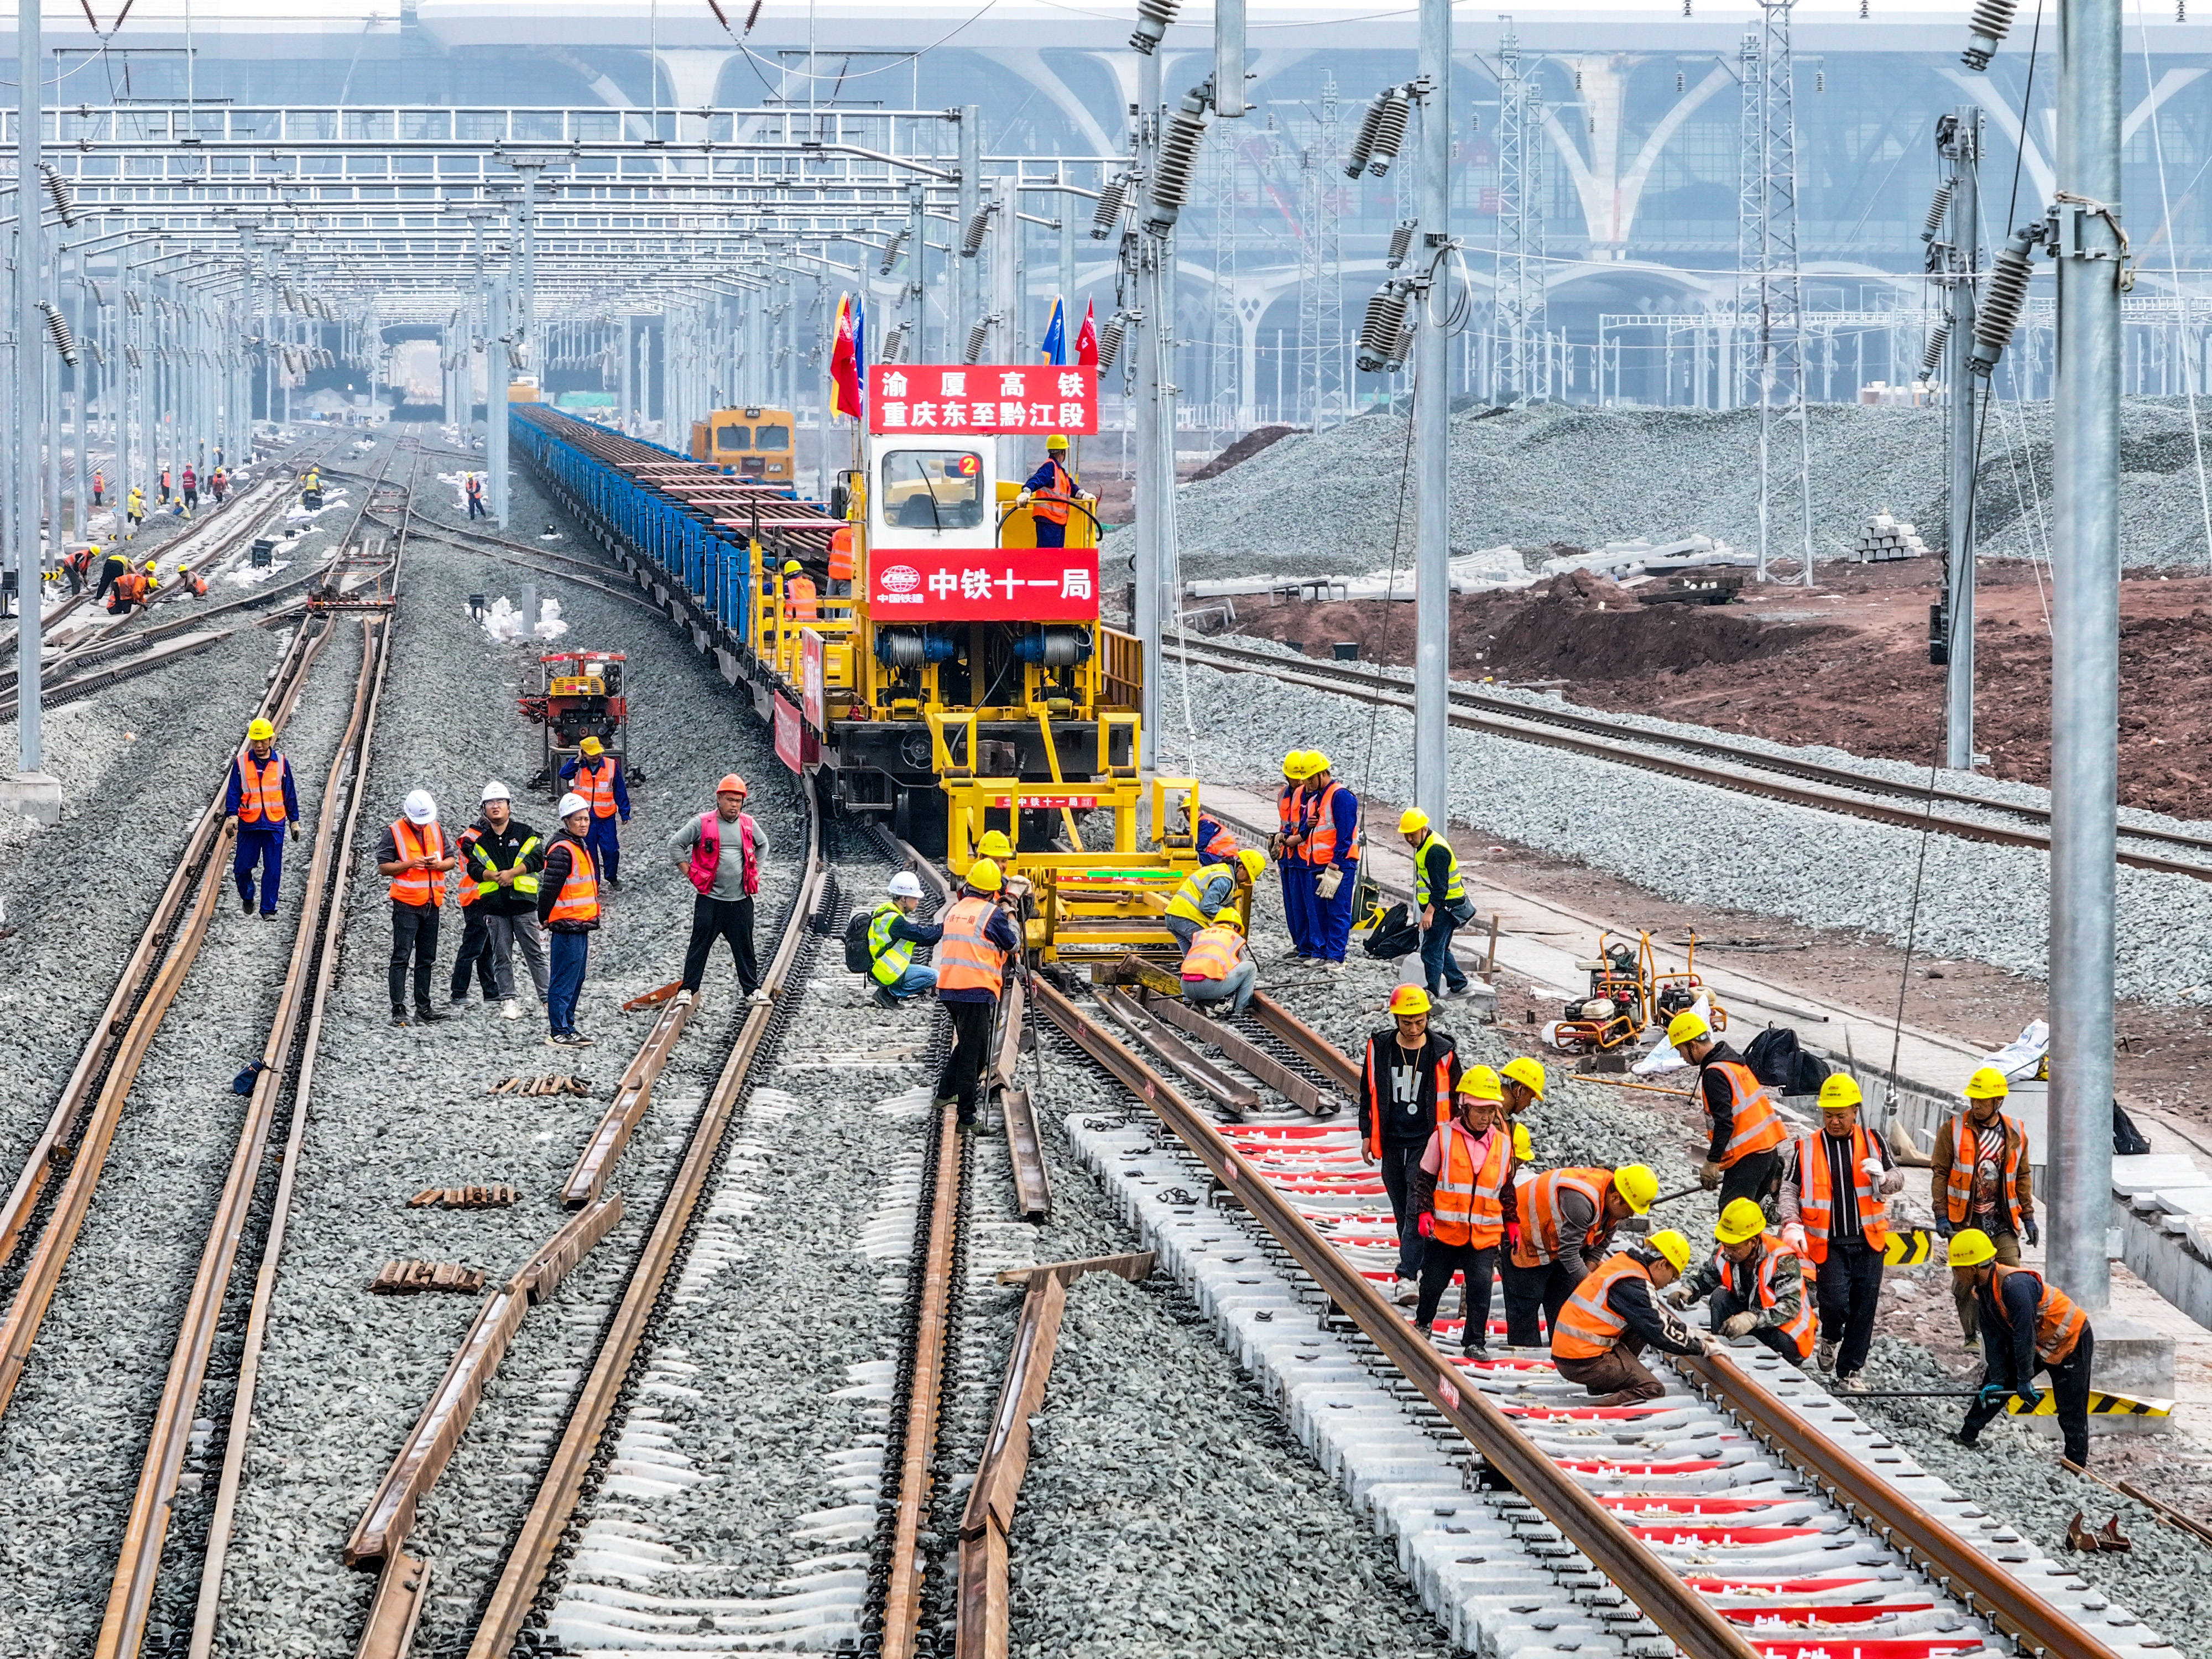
[870,435,1001,551]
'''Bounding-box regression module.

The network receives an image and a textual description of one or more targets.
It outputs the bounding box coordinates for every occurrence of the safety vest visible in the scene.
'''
[1361,1036,1456,1158]
[869,900,915,986]
[1792,1125,1891,1261]
[110,571,148,607]
[1031,459,1076,525]
[1707,1059,1788,1167]
[828,526,855,582]
[1552,1252,1650,1361]
[1513,1167,1615,1269]
[1196,815,1238,860]
[469,831,540,902]
[1302,780,1359,867]
[785,575,818,622]
[388,820,446,908]
[466,476,482,498]
[456,827,484,907]
[1989,1264,2088,1366]
[1165,863,1234,928]
[1431,1122,1512,1249]
[936,895,1008,997]
[1276,783,1306,860]
[236,753,288,825]
[576,758,620,819]
[1181,924,1244,982]
[1411,830,1465,908]
[185,573,208,597]
[546,839,600,925]
[1940,1110,2028,1231]
[1708,1234,1816,1360]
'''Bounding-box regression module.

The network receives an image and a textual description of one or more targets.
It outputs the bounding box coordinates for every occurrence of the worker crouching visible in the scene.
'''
[1671,1198,1817,1365]
[1408,1067,1516,1357]
[1179,911,1255,1018]
[865,872,942,1008]
[1501,1160,1658,1347]
[538,792,602,1046]
[1551,1230,1715,1405]
[1949,1228,2094,1466]
[932,859,1020,1131]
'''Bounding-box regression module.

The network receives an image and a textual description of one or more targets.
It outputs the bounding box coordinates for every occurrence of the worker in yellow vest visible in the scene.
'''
[1163,847,1265,952]
[1949,1228,2094,1466]
[1670,1198,1817,1365]
[1399,808,1474,999]
[1550,1232,1714,1405]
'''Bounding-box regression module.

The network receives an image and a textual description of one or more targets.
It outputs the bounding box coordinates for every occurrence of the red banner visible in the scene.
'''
[774,692,818,773]
[869,547,1099,622]
[867,365,1098,435]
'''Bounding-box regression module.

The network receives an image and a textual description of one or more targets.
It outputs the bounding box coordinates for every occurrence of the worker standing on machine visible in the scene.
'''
[559,735,632,889]
[378,790,458,1027]
[1299,753,1360,969]
[224,717,299,918]
[931,858,1020,1132]
[1503,1161,1659,1347]
[1779,1074,1902,1387]
[1400,808,1473,999]
[781,560,817,622]
[1932,1065,2037,1350]
[1358,985,1462,1305]
[1670,1198,1817,1365]
[1408,1066,1516,1357]
[1551,1232,1712,1406]
[671,773,771,1009]
[1179,912,1256,1018]
[1014,434,1094,548]
[1162,847,1265,952]
[1670,1009,1789,1210]
[538,791,602,1046]
[1949,1228,2094,1467]
[1273,752,1313,961]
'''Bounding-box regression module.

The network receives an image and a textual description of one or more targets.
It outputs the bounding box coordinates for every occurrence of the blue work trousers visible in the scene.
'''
[586,814,623,883]
[1307,863,1359,962]
[1278,859,1312,955]
[548,929,591,1035]
[234,826,285,914]
[883,963,938,1000]
[1419,915,1468,997]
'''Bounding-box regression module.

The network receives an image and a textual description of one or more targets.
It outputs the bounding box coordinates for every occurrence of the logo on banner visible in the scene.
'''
[880,564,922,594]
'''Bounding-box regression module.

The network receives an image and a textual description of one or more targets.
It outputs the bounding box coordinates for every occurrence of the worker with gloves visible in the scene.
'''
[537,791,602,1046]
[1401,808,1476,999]
[377,789,458,1027]
[1551,1231,1715,1405]
[1498,1056,1544,1164]
[1502,1161,1660,1348]
[1670,1198,1816,1365]
[558,735,632,888]
[1298,754,1361,967]
[224,717,299,917]
[1669,1009,1788,1209]
[1358,984,1463,1304]
[1193,807,1239,862]
[1949,1228,2094,1467]
[1780,1074,1902,1385]
[1179,912,1256,1018]
[931,859,1020,1131]
[460,780,547,1018]
[1932,1065,2037,1349]
[864,870,943,1008]
[1273,752,1313,960]
[1014,434,1094,549]
[1408,1066,1517,1355]
[671,774,770,1008]
[1162,847,1266,952]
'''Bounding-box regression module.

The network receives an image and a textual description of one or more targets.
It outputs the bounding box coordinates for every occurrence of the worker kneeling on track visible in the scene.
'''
[1179,911,1255,1018]
[1409,1066,1517,1357]
[932,859,1020,1133]
[1949,1227,2095,1467]
[1670,1198,1817,1366]
[1501,1160,1658,1347]
[865,870,943,1009]
[1162,847,1265,952]
[1780,1073,1902,1388]
[1552,1230,1717,1406]
[1359,985,1463,1306]
[1671,1009,1789,1210]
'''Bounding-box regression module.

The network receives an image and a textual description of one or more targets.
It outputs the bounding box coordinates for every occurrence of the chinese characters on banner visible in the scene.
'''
[869,547,1100,622]
[867,365,1099,436]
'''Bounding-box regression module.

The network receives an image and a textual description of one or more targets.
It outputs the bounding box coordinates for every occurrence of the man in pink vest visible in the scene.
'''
[670,773,769,1007]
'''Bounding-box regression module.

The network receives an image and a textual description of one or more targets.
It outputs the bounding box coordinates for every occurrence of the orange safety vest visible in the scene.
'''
[546,838,600,925]
[576,758,620,819]
[1552,1252,1651,1361]
[455,827,483,907]
[1792,1125,1891,1261]
[1707,1059,1788,1167]
[1361,1036,1456,1159]
[1940,1110,2028,1231]
[1030,459,1076,525]
[1431,1122,1512,1249]
[1181,924,1244,982]
[785,574,817,622]
[936,895,1009,998]
[236,753,288,825]
[828,526,855,582]
[1276,782,1305,858]
[388,820,446,908]
[185,572,208,596]
[1513,1167,1615,1269]
[1301,779,1360,867]
[1989,1263,2088,1366]
[1708,1234,1816,1360]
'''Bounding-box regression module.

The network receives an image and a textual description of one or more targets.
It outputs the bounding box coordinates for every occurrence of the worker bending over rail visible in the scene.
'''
[1359,985,1463,1305]
[538,792,602,1046]
[1400,808,1476,1000]
[379,790,458,1027]
[559,736,632,888]
[1670,1009,1789,1210]
[1551,1231,1714,1406]
[1179,912,1255,1017]
[1162,847,1265,952]
[1949,1228,2094,1466]
[1408,1067,1516,1357]
[1297,754,1360,967]
[225,718,299,919]
[1671,1198,1816,1365]
[932,858,1019,1131]
[1502,1161,1658,1347]
[672,774,769,1008]
[460,780,547,1018]
[863,872,942,1009]
[1933,1065,2037,1350]
[1780,1074,1902,1387]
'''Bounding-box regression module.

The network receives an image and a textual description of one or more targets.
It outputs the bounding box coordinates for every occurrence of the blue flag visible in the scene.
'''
[1040,296,1066,366]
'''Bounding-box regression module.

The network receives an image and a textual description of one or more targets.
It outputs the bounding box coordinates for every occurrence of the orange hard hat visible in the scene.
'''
[717,774,749,796]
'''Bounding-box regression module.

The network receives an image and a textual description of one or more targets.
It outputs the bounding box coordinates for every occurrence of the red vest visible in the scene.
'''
[687,811,759,897]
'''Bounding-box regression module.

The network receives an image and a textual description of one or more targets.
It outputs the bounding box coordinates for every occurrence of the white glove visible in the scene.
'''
[1016,489,1033,505]
[1660,1284,1691,1308]
[1861,1156,1887,1182]
[1720,1312,1759,1338]
[1781,1223,1808,1253]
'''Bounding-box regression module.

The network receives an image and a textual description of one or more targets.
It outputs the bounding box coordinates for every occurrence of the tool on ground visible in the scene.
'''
[2063,1458,2212,1547]
[623,979,685,1011]
[406,1185,519,1209]
[487,1073,592,1096]
[2066,1510,2135,1553]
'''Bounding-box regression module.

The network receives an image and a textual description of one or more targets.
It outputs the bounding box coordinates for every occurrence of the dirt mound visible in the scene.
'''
[1468,572,1843,682]
[1187,424,1305,484]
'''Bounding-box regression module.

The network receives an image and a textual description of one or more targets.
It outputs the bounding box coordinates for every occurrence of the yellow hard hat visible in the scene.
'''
[143,557,158,571]
[1715,1197,1767,1245]
[1282,749,1309,779]
[1948,1227,1999,1269]
[1666,1010,1710,1048]
[1046,433,1069,449]
[967,857,1003,893]
[580,736,604,757]
[1500,1056,1547,1099]
[1236,847,1266,881]
[87,543,100,554]
[1455,1063,1503,1101]
[1818,1074,1864,1113]
[782,559,803,575]
[1387,984,1432,1018]
[1306,752,1331,775]
[975,830,1013,859]
[1613,1163,1659,1214]
[1210,911,1245,932]
[177,563,191,573]
[1398,807,1430,835]
[1964,1065,2010,1101]
[246,718,276,742]
[1646,1229,1693,1276]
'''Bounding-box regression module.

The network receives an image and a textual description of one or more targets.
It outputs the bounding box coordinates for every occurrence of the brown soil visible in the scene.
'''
[1187,424,1304,484]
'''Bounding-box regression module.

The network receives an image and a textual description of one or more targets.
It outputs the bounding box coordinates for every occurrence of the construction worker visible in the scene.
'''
[781,559,818,623]
[1670,1009,1789,1210]
[126,485,144,534]
[1358,984,1463,1304]
[95,544,129,600]
[179,563,208,598]
[931,858,1020,1131]
[1498,1056,1544,1164]
[1162,847,1266,952]
[210,467,228,504]
[302,467,321,506]
[181,463,199,510]
[1408,1066,1516,1355]
[1949,1228,2094,1467]
[106,561,151,615]
[1273,752,1313,960]
[1400,808,1473,999]
[1193,808,1239,861]
[558,735,631,887]
[671,773,770,1008]
[1502,1161,1660,1348]
[466,472,486,519]
[1298,753,1361,968]
[1014,434,1094,549]
[864,870,942,1009]
[537,791,601,1046]
[1780,1074,1903,1386]
[61,544,94,595]
[462,780,547,1019]
[1933,1065,2037,1350]
[1179,911,1255,1017]
[447,816,504,1011]
[1551,1231,1713,1405]
[224,717,299,917]
[91,468,103,507]
[1672,1198,1817,1365]
[159,465,171,505]
[377,789,457,1027]
[975,827,1014,863]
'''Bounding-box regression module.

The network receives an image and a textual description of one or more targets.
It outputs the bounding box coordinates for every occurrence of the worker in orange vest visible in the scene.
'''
[1178,911,1254,1018]
[537,791,602,1046]
[377,789,457,1026]
[781,559,818,622]
[1950,1228,2094,1466]
[1298,753,1360,966]
[466,472,486,519]
[224,716,299,917]
[1779,1074,1902,1386]
[1931,1065,2037,1349]
[931,858,1019,1130]
[1272,751,1314,959]
[1503,1162,1658,1347]
[106,564,150,614]
[1407,1066,1517,1355]
[1670,1199,1818,1365]
[179,563,209,597]
[1014,434,1094,548]
[92,468,104,507]
[1668,1009,1789,1210]
[1551,1232,1714,1404]
[557,735,632,886]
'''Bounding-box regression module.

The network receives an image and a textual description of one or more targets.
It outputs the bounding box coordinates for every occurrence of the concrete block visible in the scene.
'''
[0,770,61,826]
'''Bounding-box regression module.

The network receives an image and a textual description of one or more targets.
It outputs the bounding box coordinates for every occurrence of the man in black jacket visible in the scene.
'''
[1358,984,1462,1306]
[457,780,547,1019]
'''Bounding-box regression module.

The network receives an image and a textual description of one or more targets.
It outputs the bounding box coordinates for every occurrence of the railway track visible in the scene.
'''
[1174,637,2212,880]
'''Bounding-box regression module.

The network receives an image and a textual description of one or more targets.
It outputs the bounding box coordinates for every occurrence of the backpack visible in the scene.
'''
[1743,1025,1830,1097]
[1363,900,1422,960]
[2114,1100,2152,1157]
[843,907,877,975]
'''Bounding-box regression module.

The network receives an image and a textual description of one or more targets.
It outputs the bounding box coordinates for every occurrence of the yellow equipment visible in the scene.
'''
[689,406,796,482]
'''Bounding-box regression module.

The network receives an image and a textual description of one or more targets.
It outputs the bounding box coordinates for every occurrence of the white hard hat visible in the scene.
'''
[481,779,511,804]
[557,791,589,818]
[402,789,437,825]
[888,871,923,899]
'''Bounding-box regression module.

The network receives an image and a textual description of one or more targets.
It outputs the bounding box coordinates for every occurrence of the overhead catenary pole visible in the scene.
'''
[1943,107,1981,774]
[9,0,58,823]
[957,106,981,354]
[1131,46,1162,769]
[487,260,509,526]
[2047,0,2122,1309]
[1412,0,1451,832]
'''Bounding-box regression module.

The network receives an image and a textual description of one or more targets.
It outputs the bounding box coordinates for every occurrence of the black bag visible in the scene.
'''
[2114,1100,2152,1157]
[1364,900,1421,959]
[843,907,878,975]
[1743,1025,1829,1097]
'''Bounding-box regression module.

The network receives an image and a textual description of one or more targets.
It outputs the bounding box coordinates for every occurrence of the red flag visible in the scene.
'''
[1074,298,1098,368]
[829,292,860,420]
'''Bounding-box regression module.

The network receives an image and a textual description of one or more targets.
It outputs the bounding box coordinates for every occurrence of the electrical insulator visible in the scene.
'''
[1347,87,1410,179]
[965,318,990,363]
[1090,174,1129,241]
[1683,0,1692,15]
[1922,179,1954,242]
[1815,70,1825,91]
[961,206,992,257]
[1972,227,2037,373]
[1097,314,1126,372]
[1588,115,1597,133]
[1355,285,1412,372]
[38,302,76,366]
[40,166,78,228]
[1920,319,1950,379]
[125,289,142,315]
[88,340,104,367]
[1146,98,1209,232]
[1130,0,1179,54]
[881,323,906,362]
[1574,69,1583,89]
[1676,70,1685,91]
[1386,220,1418,269]
[1861,0,1870,13]
[1963,0,2016,70]
[1345,89,1388,178]
[878,229,905,275]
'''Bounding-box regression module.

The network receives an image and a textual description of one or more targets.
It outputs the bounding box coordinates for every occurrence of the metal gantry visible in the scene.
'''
[1739,0,1816,585]
[1493,23,1546,404]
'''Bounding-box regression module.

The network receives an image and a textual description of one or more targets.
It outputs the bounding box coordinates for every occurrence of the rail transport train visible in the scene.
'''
[686,405,797,484]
